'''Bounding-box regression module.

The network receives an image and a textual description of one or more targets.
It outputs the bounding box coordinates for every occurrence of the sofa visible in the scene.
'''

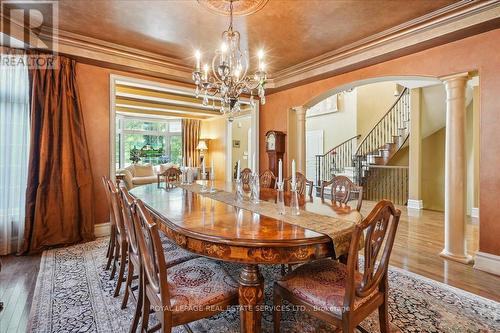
[118,163,180,188]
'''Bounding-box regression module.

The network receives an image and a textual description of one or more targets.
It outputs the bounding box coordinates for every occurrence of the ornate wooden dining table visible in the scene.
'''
[129,182,362,333]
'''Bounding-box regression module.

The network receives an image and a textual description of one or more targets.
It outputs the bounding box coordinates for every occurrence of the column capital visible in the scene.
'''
[439,72,470,83]
[292,105,307,115]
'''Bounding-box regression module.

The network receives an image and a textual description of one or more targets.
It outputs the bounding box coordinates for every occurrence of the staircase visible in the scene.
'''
[354,88,410,183]
[314,88,411,204]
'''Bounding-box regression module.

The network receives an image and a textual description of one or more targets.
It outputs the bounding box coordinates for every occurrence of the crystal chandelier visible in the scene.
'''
[192,0,267,119]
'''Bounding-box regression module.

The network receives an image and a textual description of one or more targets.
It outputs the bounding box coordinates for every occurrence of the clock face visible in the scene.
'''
[267,133,276,151]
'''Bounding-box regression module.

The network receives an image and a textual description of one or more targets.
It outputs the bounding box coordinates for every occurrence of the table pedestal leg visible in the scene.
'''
[238,264,264,333]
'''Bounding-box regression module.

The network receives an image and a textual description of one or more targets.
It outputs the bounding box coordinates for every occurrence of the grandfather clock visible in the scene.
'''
[265,130,286,178]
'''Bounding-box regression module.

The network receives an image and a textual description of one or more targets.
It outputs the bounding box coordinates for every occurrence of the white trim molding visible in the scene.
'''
[471,207,479,219]
[474,251,500,276]
[407,199,424,210]
[94,222,111,238]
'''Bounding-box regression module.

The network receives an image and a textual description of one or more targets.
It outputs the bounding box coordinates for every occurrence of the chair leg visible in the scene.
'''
[273,286,282,333]
[105,230,116,270]
[378,298,390,333]
[110,241,120,280]
[121,256,134,309]
[140,292,151,333]
[129,270,143,333]
[113,243,127,297]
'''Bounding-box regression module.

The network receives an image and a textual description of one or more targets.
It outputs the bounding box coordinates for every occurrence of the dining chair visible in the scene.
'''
[104,178,128,297]
[119,187,200,332]
[101,176,116,272]
[158,167,182,189]
[132,199,239,333]
[240,167,253,190]
[321,175,364,211]
[273,200,401,333]
[285,172,314,196]
[259,169,276,189]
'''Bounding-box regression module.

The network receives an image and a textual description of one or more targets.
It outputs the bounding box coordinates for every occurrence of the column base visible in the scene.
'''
[439,250,474,264]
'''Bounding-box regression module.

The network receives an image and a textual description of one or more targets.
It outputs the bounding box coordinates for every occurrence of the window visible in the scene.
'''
[0,53,30,254]
[115,117,182,169]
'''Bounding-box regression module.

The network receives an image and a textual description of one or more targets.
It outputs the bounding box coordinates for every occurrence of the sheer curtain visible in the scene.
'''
[0,52,30,255]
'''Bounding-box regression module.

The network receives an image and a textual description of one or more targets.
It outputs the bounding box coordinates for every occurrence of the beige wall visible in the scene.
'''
[231,116,252,171]
[200,117,227,181]
[305,90,357,153]
[356,82,398,141]
[421,128,446,211]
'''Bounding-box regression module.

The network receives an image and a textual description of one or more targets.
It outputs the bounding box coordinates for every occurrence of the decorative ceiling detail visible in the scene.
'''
[197,0,269,16]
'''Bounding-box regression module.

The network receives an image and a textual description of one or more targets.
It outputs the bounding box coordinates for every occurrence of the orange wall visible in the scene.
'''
[260,28,500,256]
[76,63,192,225]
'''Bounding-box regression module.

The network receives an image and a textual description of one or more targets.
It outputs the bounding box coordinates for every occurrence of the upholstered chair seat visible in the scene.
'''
[277,259,378,316]
[159,234,199,267]
[165,257,239,314]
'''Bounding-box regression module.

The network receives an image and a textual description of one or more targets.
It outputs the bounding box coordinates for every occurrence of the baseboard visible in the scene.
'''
[94,222,111,238]
[471,207,479,219]
[407,199,424,210]
[474,251,500,276]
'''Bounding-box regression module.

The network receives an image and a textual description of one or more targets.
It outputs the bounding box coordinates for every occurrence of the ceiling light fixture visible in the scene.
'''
[192,0,267,120]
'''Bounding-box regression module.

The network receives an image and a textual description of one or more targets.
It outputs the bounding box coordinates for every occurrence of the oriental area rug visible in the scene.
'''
[28,238,500,332]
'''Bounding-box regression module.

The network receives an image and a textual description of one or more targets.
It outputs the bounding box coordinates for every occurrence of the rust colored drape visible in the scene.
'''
[182,119,201,167]
[21,55,95,254]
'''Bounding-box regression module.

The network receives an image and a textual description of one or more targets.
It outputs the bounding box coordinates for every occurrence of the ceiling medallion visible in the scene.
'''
[197,0,269,16]
[192,0,268,120]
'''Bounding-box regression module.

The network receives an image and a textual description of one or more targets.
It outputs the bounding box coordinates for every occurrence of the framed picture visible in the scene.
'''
[233,140,241,148]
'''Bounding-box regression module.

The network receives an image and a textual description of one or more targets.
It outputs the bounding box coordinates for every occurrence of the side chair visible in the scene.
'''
[273,200,401,333]
[321,175,363,211]
[284,172,313,196]
[132,199,239,333]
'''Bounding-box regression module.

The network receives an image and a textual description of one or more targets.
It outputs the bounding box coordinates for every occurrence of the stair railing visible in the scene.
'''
[315,135,360,186]
[355,88,410,159]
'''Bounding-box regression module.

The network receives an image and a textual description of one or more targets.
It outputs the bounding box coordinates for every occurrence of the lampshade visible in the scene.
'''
[196,140,208,151]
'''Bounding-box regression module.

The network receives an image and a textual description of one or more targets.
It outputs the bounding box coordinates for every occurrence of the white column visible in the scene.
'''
[294,106,307,174]
[440,72,473,264]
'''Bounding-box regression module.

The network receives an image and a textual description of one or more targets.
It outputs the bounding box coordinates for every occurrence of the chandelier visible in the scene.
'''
[192,0,267,119]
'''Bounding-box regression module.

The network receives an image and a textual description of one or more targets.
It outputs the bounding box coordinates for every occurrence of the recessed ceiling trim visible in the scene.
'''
[115,91,221,111]
[5,1,498,91]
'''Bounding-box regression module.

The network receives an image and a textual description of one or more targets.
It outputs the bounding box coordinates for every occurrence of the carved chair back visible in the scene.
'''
[133,199,170,305]
[240,168,253,189]
[119,187,139,257]
[344,200,400,309]
[259,169,276,189]
[104,179,127,239]
[321,175,363,211]
[285,172,313,196]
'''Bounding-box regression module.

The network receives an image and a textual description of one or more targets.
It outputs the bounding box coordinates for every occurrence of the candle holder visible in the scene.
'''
[186,167,193,185]
[209,169,217,193]
[200,171,209,192]
[276,181,285,215]
[235,179,244,203]
[180,166,187,185]
[290,182,300,215]
[250,173,260,204]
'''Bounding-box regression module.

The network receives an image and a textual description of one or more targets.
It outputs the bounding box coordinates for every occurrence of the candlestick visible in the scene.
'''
[278,159,282,183]
[252,152,256,172]
[203,63,209,81]
[292,159,296,186]
[236,160,241,181]
[195,50,201,71]
[202,158,206,180]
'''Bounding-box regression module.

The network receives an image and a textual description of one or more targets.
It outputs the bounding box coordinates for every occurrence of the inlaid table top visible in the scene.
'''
[130,182,361,250]
[129,181,363,333]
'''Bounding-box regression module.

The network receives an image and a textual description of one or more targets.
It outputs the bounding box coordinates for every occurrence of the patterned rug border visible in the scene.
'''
[28,239,500,333]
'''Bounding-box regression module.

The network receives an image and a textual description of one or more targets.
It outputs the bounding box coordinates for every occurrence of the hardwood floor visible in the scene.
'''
[0,254,41,333]
[0,203,498,332]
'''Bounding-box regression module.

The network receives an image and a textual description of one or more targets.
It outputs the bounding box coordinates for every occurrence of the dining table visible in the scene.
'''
[129,181,362,333]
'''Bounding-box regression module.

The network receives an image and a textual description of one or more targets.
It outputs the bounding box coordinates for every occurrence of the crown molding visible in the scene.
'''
[2,0,500,90]
[266,0,500,91]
